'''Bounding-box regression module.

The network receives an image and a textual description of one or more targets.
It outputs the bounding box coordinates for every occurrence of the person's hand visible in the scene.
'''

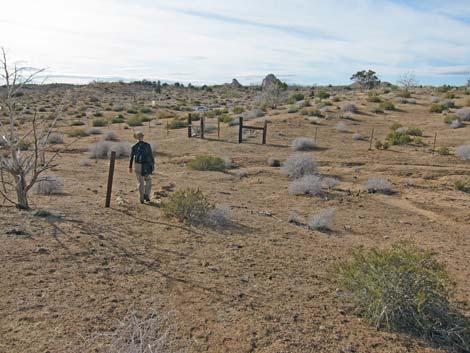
[128,168,133,174]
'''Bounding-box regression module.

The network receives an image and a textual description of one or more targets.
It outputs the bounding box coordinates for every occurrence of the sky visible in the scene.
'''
[1,0,470,86]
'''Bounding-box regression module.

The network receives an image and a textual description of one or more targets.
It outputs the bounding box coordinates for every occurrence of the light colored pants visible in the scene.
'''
[134,163,152,201]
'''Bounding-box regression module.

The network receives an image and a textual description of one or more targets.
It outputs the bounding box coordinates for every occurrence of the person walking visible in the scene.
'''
[129,132,154,203]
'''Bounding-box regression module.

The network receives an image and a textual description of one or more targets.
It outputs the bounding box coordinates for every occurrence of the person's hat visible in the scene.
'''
[134,131,144,139]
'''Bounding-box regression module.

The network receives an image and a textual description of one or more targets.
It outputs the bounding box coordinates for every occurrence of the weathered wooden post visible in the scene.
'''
[200,116,205,139]
[238,116,243,143]
[217,117,220,140]
[262,120,267,145]
[166,120,169,136]
[105,151,116,208]
[369,128,375,151]
[187,113,192,138]
[314,127,318,145]
[432,132,437,154]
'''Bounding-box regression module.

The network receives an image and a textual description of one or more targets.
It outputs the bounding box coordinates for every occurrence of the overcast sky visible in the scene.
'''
[2,0,470,85]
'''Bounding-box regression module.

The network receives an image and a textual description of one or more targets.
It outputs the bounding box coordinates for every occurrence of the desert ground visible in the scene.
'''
[1,80,470,353]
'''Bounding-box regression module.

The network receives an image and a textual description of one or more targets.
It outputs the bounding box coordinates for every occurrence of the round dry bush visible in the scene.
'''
[352,133,363,141]
[289,174,324,196]
[363,178,393,194]
[47,133,64,144]
[450,120,462,129]
[336,122,349,133]
[292,137,316,151]
[206,204,232,227]
[456,145,470,161]
[456,108,470,121]
[86,127,102,135]
[282,153,317,179]
[104,130,120,141]
[341,102,357,113]
[89,141,131,159]
[308,208,336,231]
[34,175,63,195]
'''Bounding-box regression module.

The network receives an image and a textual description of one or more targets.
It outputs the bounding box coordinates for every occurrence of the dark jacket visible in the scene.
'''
[129,141,155,176]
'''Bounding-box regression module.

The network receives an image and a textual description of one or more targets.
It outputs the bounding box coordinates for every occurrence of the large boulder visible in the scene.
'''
[261,74,282,90]
[231,78,242,88]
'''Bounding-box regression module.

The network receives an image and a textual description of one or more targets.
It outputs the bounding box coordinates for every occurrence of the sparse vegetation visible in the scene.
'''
[292,137,316,151]
[308,208,336,231]
[188,155,230,171]
[162,188,211,224]
[363,178,393,194]
[282,153,317,179]
[456,145,470,161]
[34,175,63,195]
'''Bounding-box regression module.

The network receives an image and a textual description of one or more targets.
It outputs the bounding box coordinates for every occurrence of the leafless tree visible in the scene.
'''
[0,48,62,209]
[398,71,418,91]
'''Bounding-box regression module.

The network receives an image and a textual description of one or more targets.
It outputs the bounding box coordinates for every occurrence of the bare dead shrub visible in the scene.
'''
[104,130,120,141]
[336,122,349,133]
[86,127,102,135]
[308,208,336,231]
[282,153,317,179]
[34,175,63,195]
[456,145,470,161]
[341,102,358,113]
[363,178,393,194]
[292,137,316,151]
[267,157,281,167]
[456,108,470,121]
[47,133,64,144]
[289,175,324,196]
[206,204,232,227]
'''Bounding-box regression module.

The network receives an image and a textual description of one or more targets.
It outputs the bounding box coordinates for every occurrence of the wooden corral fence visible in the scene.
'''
[187,114,268,145]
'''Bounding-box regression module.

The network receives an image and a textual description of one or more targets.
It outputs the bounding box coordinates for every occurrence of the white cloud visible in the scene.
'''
[1,0,470,85]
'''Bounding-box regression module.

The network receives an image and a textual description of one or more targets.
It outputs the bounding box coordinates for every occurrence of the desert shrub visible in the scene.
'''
[441,100,455,109]
[188,155,229,171]
[232,106,245,114]
[140,107,153,114]
[71,120,85,126]
[112,114,126,124]
[206,204,232,227]
[331,243,470,352]
[387,131,412,145]
[162,188,211,224]
[451,120,463,129]
[437,146,450,155]
[287,106,300,114]
[47,133,64,144]
[336,122,349,133]
[79,159,92,167]
[341,102,357,113]
[34,175,63,195]
[168,118,187,129]
[288,211,305,226]
[431,97,440,103]
[282,153,317,179]
[104,130,120,141]
[390,122,403,131]
[308,208,336,231]
[289,175,324,196]
[219,115,233,123]
[367,94,382,103]
[363,178,393,194]
[92,119,107,127]
[17,140,31,151]
[316,89,330,99]
[430,103,445,113]
[375,140,390,150]
[267,157,281,167]
[371,107,384,114]
[406,127,422,136]
[93,111,103,117]
[292,137,316,151]
[322,177,340,189]
[88,141,130,159]
[352,133,363,141]
[379,100,396,111]
[128,115,145,127]
[396,89,411,98]
[86,127,102,135]
[456,108,470,121]
[456,145,470,161]
[244,108,264,120]
[287,93,305,104]
[454,180,470,193]
[68,128,88,138]
[444,92,456,99]
[444,115,459,125]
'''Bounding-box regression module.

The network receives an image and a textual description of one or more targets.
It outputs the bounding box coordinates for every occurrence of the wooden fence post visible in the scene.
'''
[262,120,267,144]
[200,116,205,139]
[187,113,192,138]
[432,132,437,154]
[217,117,220,140]
[166,121,169,136]
[238,116,243,143]
[369,128,375,151]
[314,127,318,145]
[105,151,116,208]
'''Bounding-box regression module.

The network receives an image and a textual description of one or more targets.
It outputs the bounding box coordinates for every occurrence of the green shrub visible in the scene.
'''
[126,108,138,114]
[140,107,153,114]
[68,128,88,138]
[316,89,330,100]
[112,114,126,124]
[367,94,382,103]
[233,106,245,114]
[379,100,396,111]
[92,119,107,127]
[387,131,412,145]
[444,92,456,99]
[396,89,411,98]
[127,115,144,127]
[444,116,459,125]
[162,188,211,224]
[331,243,470,351]
[71,120,85,126]
[437,146,450,155]
[168,118,187,129]
[219,115,233,123]
[390,122,403,131]
[93,111,103,117]
[407,127,423,136]
[454,180,470,193]
[188,155,228,171]
[371,107,384,114]
[287,106,300,113]
[430,103,445,113]
[288,93,305,104]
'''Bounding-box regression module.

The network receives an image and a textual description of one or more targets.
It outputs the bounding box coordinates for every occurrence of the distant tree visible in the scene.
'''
[0,48,63,209]
[466,79,470,88]
[155,80,161,93]
[397,71,418,91]
[350,70,380,89]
